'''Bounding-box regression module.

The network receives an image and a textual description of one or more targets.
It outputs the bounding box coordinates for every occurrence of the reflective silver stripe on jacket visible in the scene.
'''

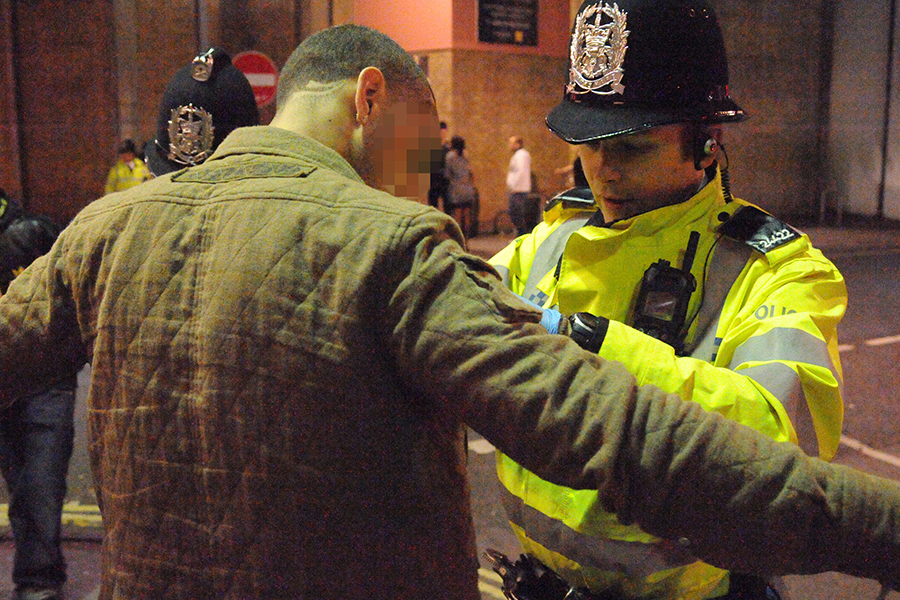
[522,214,594,305]
[729,328,841,457]
[500,486,698,578]
[687,237,752,360]
[494,264,511,287]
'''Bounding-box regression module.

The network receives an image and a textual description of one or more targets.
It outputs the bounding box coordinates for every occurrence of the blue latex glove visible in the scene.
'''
[517,295,563,335]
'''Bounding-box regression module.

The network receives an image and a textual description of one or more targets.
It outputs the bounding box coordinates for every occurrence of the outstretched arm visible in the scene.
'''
[384,213,898,587]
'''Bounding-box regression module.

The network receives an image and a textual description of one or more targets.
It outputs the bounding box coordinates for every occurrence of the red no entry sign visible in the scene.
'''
[233,50,279,108]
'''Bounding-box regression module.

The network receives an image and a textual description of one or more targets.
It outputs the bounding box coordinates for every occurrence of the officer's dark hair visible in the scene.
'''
[277,24,430,109]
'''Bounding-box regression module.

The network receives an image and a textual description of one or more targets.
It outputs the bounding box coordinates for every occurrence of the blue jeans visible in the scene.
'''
[0,379,76,589]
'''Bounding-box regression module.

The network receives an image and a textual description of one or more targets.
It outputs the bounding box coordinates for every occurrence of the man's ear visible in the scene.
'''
[354,67,387,128]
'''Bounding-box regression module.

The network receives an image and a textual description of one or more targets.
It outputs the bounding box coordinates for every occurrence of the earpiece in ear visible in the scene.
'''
[693,135,718,170]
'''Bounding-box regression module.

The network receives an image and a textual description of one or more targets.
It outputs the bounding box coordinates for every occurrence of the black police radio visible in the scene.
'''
[631,231,700,355]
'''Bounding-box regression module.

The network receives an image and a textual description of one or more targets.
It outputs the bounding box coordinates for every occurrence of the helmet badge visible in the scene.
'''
[167,104,215,166]
[568,2,629,96]
[191,48,215,82]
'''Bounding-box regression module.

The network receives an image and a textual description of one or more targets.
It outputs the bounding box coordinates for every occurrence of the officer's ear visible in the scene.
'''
[354,67,387,131]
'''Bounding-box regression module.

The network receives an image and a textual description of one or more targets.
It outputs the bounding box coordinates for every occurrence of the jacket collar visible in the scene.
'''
[580,169,730,242]
[207,126,365,185]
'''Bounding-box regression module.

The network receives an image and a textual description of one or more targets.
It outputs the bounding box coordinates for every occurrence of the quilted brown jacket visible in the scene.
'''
[2,126,900,599]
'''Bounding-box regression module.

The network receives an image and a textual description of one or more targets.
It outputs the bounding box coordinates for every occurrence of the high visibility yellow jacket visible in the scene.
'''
[104,158,152,195]
[491,170,846,600]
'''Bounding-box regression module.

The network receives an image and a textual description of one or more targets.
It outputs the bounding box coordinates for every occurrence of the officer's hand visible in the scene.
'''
[517,295,563,335]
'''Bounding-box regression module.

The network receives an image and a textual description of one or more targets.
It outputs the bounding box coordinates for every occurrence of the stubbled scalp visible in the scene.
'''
[276,24,431,114]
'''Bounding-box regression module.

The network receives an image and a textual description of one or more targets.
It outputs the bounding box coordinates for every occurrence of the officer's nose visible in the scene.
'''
[585,143,621,183]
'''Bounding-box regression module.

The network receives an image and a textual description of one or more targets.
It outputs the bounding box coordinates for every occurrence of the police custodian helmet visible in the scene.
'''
[547,0,747,144]
[147,47,260,176]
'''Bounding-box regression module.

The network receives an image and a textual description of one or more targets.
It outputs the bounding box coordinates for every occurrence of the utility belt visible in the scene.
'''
[483,550,782,600]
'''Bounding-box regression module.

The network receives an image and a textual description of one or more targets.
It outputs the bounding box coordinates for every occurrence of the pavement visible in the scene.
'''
[0,215,898,600]
[0,539,100,600]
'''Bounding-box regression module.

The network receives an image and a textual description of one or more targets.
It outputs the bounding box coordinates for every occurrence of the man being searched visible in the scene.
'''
[3,23,900,600]
[491,1,845,599]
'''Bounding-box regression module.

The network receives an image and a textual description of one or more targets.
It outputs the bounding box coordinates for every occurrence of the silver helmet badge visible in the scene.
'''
[167,104,215,166]
[568,2,629,96]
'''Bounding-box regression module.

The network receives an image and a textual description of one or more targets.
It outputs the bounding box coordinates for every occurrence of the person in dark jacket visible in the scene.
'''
[443,135,478,236]
[0,189,75,600]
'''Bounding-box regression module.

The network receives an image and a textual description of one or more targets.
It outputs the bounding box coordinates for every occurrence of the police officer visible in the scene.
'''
[145,47,259,176]
[491,1,846,599]
[0,189,75,600]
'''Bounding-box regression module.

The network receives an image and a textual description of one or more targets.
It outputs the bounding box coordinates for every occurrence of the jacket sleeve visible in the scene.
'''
[489,220,562,295]
[596,246,845,460]
[488,235,530,293]
[0,232,88,405]
[383,211,900,587]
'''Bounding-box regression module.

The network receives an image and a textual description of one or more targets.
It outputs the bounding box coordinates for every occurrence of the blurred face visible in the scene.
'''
[369,96,441,200]
[578,124,704,222]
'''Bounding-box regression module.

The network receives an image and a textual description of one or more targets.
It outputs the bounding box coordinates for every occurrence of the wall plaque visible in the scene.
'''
[478,0,538,46]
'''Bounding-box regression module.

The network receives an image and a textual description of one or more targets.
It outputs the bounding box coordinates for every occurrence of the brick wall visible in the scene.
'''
[423,0,835,228]
[0,0,22,201]
[425,49,570,231]
[0,0,303,225]
[2,0,119,222]
[0,0,836,225]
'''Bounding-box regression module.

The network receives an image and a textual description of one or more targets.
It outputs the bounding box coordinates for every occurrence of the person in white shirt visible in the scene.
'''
[506,136,534,235]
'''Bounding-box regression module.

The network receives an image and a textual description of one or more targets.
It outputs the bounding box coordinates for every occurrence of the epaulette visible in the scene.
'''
[543,186,595,213]
[716,205,801,254]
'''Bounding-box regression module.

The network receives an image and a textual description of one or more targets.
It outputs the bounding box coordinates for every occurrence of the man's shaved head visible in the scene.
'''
[276,24,431,108]
[271,24,440,200]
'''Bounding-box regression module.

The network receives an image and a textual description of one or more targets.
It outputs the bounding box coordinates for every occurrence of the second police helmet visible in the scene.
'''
[147,48,260,176]
[546,0,747,144]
